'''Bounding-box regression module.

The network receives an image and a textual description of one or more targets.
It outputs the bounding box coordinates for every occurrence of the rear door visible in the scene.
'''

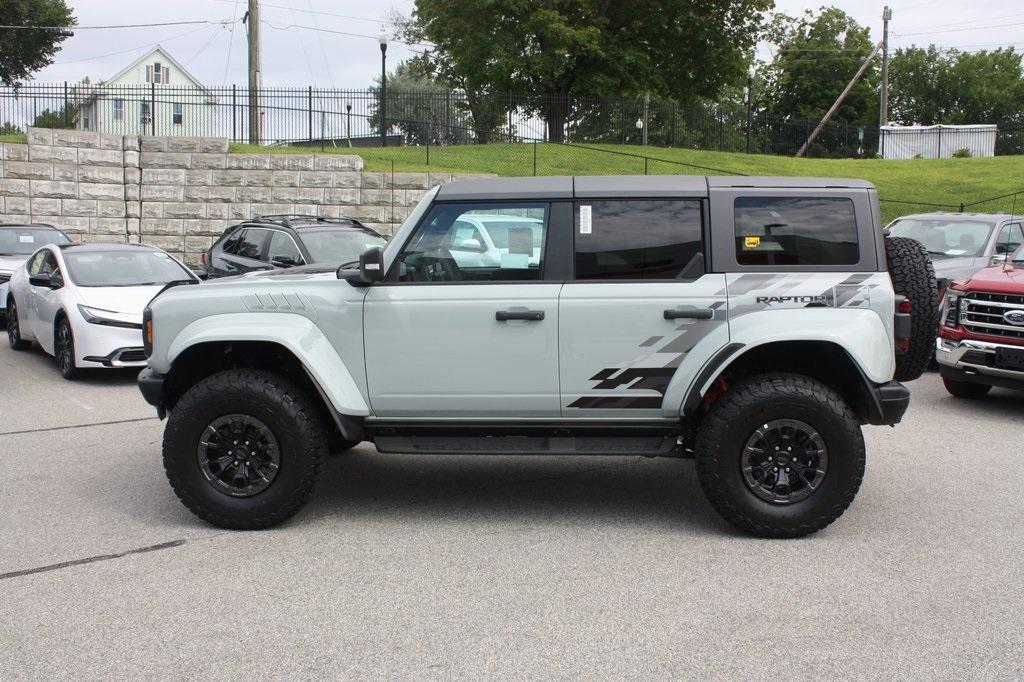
[214,227,270,276]
[558,197,729,418]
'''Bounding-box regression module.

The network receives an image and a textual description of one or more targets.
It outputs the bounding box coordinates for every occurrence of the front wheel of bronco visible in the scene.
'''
[694,373,865,538]
[162,369,328,530]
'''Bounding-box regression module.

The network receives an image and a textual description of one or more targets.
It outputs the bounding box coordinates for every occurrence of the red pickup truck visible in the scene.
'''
[936,246,1024,397]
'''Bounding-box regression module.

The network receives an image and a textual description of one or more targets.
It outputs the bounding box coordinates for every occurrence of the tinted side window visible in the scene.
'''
[27,250,48,275]
[220,228,243,255]
[268,231,303,263]
[236,228,269,260]
[998,224,1024,253]
[735,197,858,266]
[574,200,703,280]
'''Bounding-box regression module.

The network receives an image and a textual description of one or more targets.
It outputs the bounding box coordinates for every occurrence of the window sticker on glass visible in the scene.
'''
[579,205,592,234]
[19,235,35,243]
[744,236,761,249]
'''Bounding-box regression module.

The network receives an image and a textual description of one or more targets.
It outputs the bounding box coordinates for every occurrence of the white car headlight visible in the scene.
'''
[77,305,143,329]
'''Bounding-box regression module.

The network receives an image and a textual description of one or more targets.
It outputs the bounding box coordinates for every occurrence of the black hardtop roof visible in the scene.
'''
[435,175,876,201]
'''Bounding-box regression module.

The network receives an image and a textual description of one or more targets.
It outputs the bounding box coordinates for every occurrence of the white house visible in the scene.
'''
[75,47,218,137]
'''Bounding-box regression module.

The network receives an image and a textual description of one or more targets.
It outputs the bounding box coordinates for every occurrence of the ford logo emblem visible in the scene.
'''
[1005,310,1024,326]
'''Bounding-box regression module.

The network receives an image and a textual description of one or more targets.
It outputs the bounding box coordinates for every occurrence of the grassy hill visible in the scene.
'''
[232,141,1024,224]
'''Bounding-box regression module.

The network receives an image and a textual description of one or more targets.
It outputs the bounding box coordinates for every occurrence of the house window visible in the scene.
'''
[113,99,124,121]
[172,102,183,125]
[145,62,170,84]
[140,101,151,124]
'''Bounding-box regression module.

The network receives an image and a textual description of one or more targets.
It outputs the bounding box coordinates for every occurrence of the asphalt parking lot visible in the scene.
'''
[2,341,1023,679]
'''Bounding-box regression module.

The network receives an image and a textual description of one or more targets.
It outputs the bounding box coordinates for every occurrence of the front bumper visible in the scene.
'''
[137,367,167,418]
[936,337,1024,392]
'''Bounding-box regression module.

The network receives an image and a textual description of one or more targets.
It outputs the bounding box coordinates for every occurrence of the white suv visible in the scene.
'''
[137,176,937,537]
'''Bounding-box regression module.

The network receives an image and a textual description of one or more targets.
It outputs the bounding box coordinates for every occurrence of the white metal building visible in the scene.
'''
[880,124,998,160]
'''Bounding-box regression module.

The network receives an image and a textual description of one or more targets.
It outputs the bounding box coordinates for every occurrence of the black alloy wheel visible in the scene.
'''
[197,414,282,497]
[741,418,828,505]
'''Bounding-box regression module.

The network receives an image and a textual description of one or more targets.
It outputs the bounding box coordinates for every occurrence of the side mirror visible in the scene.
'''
[991,253,1009,266]
[30,272,61,289]
[456,238,483,251]
[343,245,384,286]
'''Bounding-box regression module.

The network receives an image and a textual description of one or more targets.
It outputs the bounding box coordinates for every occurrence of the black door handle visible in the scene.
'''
[664,308,714,320]
[496,309,545,321]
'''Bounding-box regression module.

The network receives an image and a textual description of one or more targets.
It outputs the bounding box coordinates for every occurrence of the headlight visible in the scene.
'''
[942,291,961,328]
[77,304,143,329]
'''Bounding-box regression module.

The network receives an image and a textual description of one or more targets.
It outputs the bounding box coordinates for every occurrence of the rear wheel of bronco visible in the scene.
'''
[886,236,938,382]
[942,377,991,399]
[163,368,328,530]
[694,373,865,538]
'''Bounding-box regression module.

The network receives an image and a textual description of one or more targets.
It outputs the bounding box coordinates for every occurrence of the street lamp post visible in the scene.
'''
[379,32,388,147]
[746,66,754,154]
[635,118,643,146]
[345,102,352,147]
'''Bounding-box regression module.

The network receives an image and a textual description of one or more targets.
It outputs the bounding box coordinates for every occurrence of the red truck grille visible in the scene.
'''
[961,292,1024,341]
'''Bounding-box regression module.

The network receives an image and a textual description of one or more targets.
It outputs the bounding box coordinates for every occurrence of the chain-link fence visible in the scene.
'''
[3,83,1023,158]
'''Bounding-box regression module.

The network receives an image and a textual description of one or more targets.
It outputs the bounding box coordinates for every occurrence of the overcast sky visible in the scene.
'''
[32,0,1024,89]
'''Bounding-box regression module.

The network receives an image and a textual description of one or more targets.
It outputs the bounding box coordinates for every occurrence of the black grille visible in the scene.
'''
[0,274,10,284]
[118,349,147,363]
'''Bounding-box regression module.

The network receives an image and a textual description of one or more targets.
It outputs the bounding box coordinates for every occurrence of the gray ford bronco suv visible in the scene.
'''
[138,176,936,538]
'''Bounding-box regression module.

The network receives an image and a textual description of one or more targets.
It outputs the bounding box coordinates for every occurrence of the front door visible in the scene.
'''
[559,199,729,418]
[28,249,64,350]
[364,200,563,418]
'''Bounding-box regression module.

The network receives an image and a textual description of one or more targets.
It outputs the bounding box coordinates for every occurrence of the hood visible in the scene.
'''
[954,262,1024,295]
[931,255,988,282]
[76,285,168,314]
[235,263,340,282]
[0,254,30,274]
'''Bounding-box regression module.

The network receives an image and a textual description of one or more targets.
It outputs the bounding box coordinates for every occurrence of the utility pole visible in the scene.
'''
[245,0,261,145]
[879,6,892,127]
[796,41,883,157]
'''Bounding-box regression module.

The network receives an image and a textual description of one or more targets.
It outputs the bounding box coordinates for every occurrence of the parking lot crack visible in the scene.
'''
[0,539,186,580]
[0,416,157,437]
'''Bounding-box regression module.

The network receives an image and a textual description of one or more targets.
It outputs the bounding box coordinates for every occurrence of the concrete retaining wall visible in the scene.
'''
[0,127,463,265]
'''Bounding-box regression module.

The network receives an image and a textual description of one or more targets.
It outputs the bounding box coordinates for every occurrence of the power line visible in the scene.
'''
[209,0,386,25]
[221,0,242,85]
[1,20,233,30]
[260,19,433,48]
[184,24,226,66]
[894,20,1024,37]
[51,24,215,65]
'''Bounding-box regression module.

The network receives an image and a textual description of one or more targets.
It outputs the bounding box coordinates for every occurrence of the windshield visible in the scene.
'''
[0,228,69,256]
[65,250,193,287]
[300,228,386,264]
[889,219,994,258]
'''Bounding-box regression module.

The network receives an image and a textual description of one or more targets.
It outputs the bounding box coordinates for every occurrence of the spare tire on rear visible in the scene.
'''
[885,236,938,382]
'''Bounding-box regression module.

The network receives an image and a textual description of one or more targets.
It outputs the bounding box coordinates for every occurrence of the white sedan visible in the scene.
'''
[6,243,199,379]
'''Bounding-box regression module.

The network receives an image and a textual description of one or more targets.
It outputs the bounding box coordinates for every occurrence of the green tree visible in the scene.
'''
[0,122,24,135]
[888,47,1024,126]
[0,0,76,86]
[761,7,878,125]
[369,61,474,145]
[404,0,770,142]
[33,103,77,129]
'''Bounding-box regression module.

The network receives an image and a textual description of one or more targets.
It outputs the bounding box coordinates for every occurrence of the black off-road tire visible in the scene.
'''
[163,368,328,530]
[694,373,866,539]
[7,299,31,350]
[942,377,991,399]
[886,236,939,382]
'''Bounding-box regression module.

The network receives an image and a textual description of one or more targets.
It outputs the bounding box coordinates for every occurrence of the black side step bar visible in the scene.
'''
[367,422,682,457]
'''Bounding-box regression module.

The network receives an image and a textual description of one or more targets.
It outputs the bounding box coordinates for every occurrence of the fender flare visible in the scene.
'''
[679,308,893,417]
[166,312,369,416]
